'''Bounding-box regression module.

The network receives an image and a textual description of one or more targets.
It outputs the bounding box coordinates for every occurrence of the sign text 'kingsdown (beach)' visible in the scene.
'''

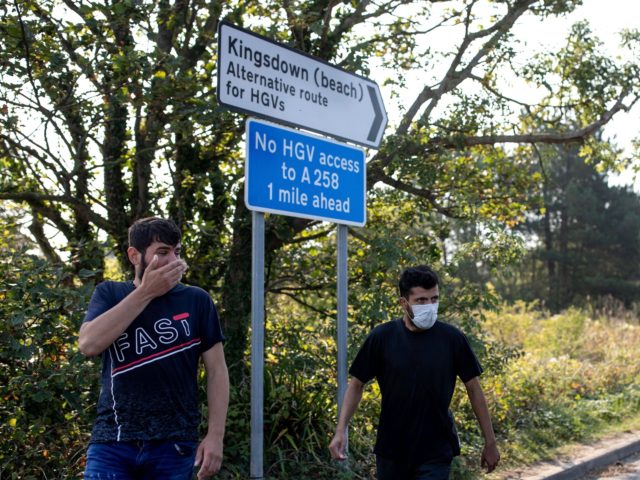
[219,21,387,149]
[245,119,366,226]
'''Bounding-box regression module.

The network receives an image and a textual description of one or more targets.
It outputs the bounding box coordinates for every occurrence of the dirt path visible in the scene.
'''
[497,431,640,480]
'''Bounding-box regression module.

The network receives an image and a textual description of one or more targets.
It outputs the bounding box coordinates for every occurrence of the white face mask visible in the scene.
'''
[409,303,438,330]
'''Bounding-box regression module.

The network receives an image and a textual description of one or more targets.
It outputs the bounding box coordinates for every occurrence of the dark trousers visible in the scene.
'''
[376,455,451,480]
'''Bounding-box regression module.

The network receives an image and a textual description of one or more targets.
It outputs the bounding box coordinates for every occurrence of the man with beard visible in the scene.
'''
[329,265,499,479]
[79,217,229,479]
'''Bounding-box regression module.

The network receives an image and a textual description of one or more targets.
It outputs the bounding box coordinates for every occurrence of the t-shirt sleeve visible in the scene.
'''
[83,282,114,323]
[455,331,483,383]
[198,291,225,353]
[348,331,379,384]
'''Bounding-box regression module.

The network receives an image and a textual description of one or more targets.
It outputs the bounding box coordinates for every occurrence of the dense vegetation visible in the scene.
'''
[1,0,640,478]
[2,233,639,478]
[2,0,639,369]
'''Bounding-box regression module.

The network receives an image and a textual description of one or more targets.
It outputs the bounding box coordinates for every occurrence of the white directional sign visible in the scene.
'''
[218,21,387,149]
[246,119,366,226]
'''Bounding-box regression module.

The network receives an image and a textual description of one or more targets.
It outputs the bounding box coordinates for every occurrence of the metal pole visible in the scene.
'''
[336,223,349,451]
[251,211,265,479]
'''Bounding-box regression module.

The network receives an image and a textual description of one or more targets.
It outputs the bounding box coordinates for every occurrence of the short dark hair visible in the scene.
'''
[398,265,439,298]
[128,217,181,253]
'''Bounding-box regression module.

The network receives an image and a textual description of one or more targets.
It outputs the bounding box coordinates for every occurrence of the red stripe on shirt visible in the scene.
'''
[112,338,201,374]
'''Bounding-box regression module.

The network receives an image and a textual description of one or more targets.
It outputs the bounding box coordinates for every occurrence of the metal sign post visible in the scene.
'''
[250,211,265,479]
[244,117,367,476]
[336,224,349,450]
[223,12,387,471]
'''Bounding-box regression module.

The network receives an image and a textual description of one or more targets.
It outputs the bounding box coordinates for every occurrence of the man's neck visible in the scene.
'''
[402,314,420,332]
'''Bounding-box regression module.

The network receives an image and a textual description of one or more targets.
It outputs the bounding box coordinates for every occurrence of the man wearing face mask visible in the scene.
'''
[329,265,500,479]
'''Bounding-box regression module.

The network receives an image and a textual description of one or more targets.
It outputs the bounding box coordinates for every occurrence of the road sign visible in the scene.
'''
[219,21,387,149]
[245,119,366,226]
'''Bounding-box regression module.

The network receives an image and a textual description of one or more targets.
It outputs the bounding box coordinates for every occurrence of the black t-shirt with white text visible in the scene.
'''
[83,281,224,443]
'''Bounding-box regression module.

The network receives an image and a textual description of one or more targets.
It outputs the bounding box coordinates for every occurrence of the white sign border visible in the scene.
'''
[245,118,367,227]
[220,20,388,149]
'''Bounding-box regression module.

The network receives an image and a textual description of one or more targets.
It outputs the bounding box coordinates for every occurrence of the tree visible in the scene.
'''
[0,207,98,477]
[496,140,640,310]
[1,0,639,371]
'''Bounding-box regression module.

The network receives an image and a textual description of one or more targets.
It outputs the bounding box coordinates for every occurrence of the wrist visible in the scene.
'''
[206,426,225,439]
[132,282,156,304]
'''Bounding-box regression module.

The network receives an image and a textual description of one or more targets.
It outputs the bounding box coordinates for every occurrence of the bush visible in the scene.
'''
[476,304,640,472]
[0,248,98,479]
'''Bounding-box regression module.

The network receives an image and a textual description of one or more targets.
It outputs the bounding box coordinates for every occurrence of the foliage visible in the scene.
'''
[2,0,639,371]
[3,232,640,478]
[2,1,640,478]
[475,304,640,473]
[494,142,640,311]
[0,235,98,478]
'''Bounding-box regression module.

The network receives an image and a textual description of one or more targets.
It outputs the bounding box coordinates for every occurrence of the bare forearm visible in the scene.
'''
[79,257,188,357]
[195,342,229,478]
[467,380,496,444]
[206,367,229,439]
[329,378,364,460]
[466,377,501,472]
[78,287,154,357]
[336,380,364,433]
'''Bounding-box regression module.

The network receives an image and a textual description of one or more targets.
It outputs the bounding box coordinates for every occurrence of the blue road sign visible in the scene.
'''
[245,119,366,226]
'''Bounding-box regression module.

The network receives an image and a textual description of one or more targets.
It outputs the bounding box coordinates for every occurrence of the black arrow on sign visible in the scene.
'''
[367,85,384,143]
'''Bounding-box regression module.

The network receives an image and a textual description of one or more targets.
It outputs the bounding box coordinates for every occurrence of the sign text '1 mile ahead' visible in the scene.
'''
[218,21,388,149]
[246,119,366,226]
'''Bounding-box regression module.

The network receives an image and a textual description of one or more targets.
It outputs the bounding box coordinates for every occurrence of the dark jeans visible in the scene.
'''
[84,440,197,480]
[376,455,451,480]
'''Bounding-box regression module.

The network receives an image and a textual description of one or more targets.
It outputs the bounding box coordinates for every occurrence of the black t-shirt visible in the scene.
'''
[83,281,224,443]
[349,318,482,466]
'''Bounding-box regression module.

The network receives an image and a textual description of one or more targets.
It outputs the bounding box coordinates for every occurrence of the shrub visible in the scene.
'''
[0,248,98,479]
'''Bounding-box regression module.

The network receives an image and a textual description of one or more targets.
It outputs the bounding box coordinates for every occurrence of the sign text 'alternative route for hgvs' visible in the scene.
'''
[219,21,387,149]
[245,119,366,226]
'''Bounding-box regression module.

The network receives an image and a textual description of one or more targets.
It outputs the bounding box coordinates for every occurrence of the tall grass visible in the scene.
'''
[466,304,640,476]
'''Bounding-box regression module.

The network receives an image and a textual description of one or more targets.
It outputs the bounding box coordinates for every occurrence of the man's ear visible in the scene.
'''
[127,247,141,266]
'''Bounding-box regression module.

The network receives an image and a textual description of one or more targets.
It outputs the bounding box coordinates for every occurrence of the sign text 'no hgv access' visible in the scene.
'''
[245,119,366,226]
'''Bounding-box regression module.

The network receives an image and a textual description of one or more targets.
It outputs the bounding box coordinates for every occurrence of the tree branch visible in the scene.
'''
[397,0,536,137]
[377,173,464,218]
[269,289,334,319]
[181,0,223,71]
[28,210,63,264]
[429,94,634,148]
[286,228,333,245]
[0,191,111,232]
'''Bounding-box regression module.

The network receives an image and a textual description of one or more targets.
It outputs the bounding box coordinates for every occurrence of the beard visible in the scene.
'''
[137,254,149,282]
